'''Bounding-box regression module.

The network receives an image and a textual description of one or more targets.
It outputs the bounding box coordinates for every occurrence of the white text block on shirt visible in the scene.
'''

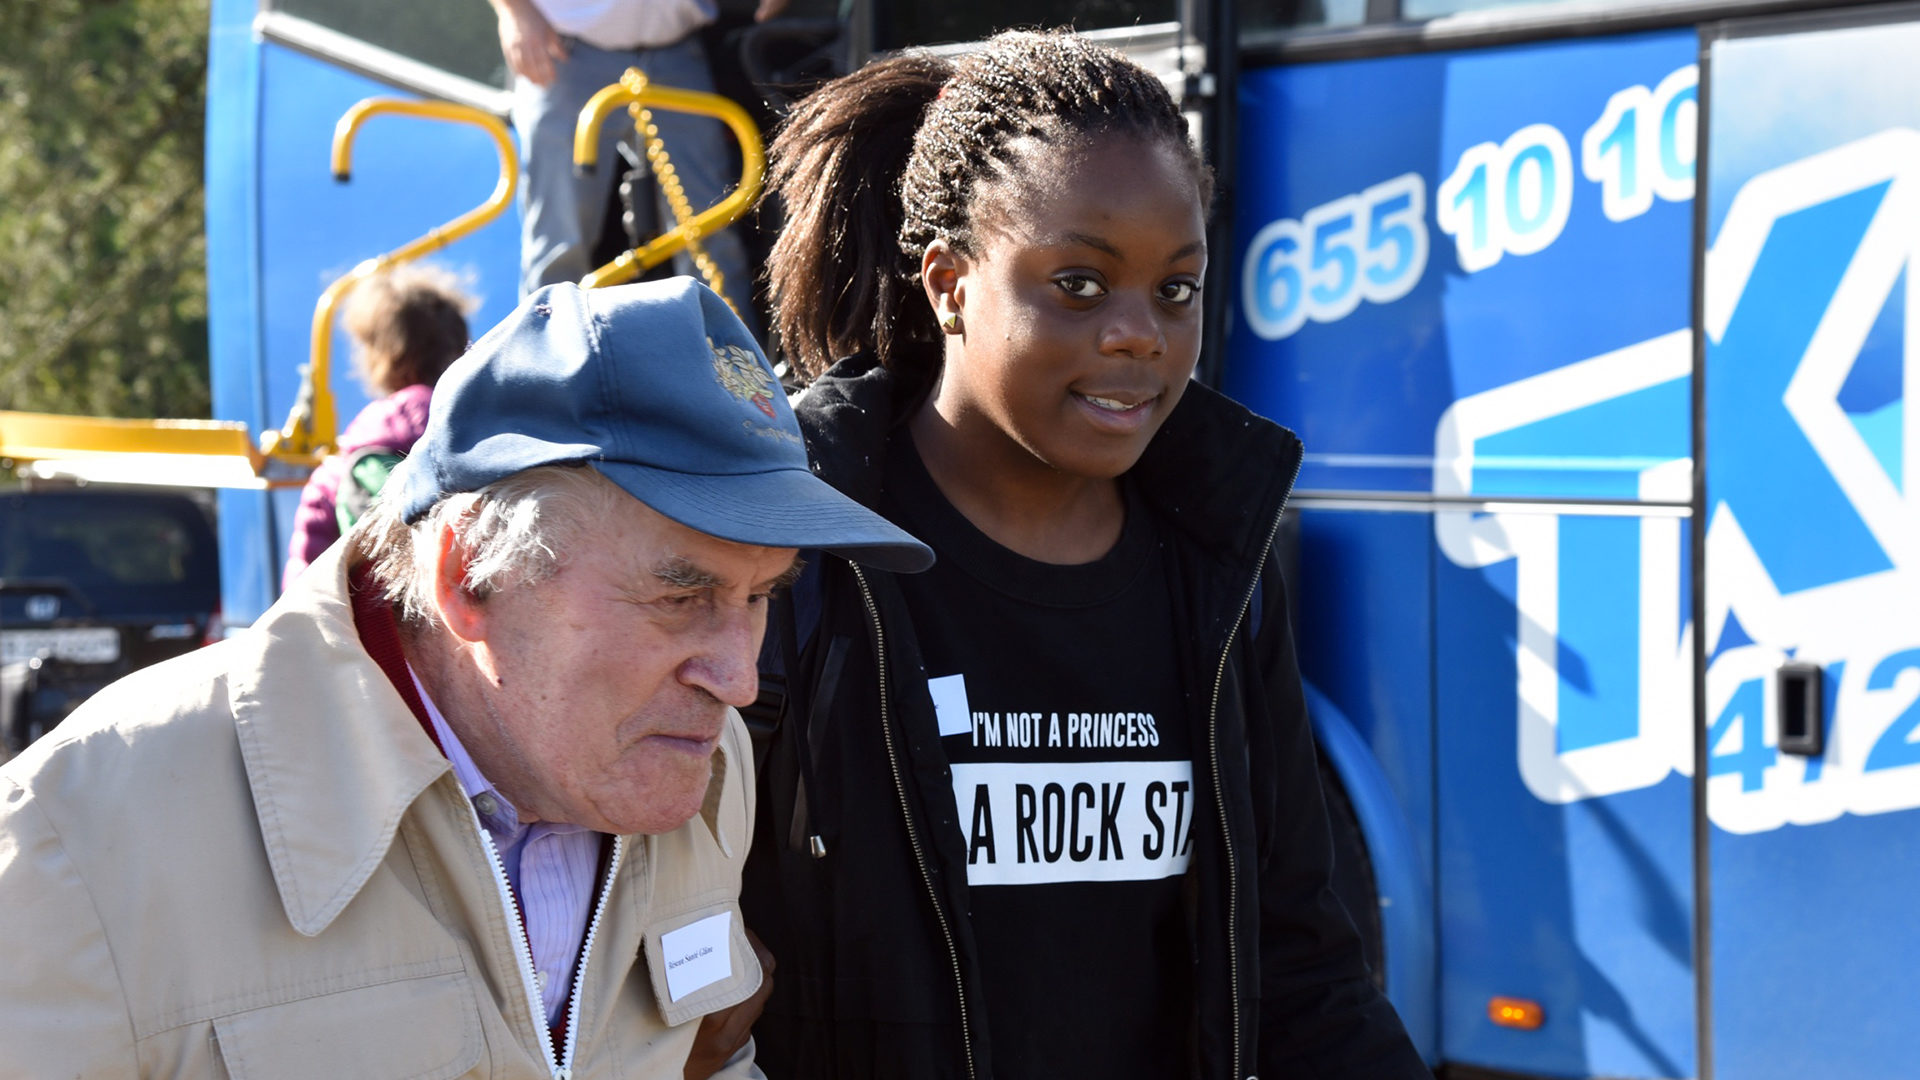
[950,760,1195,886]
[660,911,733,1002]
[928,673,973,737]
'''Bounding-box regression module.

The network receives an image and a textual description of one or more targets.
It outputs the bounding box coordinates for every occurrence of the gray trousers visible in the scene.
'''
[511,33,759,337]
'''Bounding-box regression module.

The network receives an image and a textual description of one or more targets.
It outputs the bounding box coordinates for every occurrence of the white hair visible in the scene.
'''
[354,464,626,628]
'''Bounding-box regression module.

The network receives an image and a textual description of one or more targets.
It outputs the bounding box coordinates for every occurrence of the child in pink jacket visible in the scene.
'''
[281,266,473,590]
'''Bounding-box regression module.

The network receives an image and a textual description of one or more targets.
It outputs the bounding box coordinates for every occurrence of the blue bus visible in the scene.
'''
[202,2,1920,1077]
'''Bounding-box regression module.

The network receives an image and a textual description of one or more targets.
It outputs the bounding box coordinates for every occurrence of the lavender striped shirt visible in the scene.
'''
[413,668,604,1026]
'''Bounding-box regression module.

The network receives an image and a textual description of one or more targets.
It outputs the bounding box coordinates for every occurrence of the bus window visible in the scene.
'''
[1242,0,1368,33]
[264,0,508,90]
[879,0,1178,49]
[1400,0,1653,19]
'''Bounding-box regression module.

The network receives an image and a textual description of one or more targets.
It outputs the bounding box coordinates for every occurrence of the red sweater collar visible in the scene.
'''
[347,563,442,755]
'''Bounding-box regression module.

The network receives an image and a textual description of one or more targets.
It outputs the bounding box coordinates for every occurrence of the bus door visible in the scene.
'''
[1227,26,1701,1080]
[1700,7,1920,1078]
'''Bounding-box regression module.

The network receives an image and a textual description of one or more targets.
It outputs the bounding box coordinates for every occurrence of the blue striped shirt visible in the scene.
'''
[413,666,603,1026]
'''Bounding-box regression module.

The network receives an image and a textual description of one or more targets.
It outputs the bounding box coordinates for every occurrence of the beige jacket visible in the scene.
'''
[0,545,765,1079]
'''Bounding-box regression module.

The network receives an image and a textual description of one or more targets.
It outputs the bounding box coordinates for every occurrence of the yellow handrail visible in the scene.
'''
[259,99,519,466]
[1,101,518,490]
[573,72,764,290]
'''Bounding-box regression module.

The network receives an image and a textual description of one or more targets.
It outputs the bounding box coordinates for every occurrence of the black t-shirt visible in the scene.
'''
[882,433,1195,1080]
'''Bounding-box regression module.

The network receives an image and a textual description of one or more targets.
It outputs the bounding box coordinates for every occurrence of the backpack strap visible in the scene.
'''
[333,446,407,533]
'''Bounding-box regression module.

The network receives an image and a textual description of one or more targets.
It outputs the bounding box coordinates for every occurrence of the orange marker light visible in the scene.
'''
[1488,996,1545,1030]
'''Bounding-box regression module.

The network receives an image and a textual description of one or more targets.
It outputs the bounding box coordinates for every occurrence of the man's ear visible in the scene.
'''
[921,239,965,326]
[431,523,488,644]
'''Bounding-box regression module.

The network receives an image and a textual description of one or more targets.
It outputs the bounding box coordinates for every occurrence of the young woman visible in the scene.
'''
[740,30,1430,1080]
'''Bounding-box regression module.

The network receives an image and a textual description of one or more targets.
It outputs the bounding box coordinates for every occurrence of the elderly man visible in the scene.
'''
[0,278,931,1078]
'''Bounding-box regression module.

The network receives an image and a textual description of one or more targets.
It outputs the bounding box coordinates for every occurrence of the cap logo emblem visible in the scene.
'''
[710,337,777,420]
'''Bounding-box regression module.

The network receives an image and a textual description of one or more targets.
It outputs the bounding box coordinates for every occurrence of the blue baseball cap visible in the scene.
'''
[390,277,933,573]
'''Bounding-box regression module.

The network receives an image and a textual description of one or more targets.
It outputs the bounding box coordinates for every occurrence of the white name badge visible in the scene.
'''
[949,760,1195,886]
[660,911,733,1002]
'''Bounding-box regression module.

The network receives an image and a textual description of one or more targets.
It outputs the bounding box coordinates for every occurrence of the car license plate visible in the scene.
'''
[1,628,121,664]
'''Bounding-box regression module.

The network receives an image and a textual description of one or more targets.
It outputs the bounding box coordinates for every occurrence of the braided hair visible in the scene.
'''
[765,29,1209,380]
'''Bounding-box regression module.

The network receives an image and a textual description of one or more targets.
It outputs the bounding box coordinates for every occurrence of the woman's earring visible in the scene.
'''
[941,310,961,334]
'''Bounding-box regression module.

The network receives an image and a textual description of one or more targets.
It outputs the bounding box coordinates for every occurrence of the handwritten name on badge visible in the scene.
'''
[661,911,733,1002]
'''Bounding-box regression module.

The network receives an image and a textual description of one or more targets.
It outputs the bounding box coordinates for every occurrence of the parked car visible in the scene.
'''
[0,486,219,757]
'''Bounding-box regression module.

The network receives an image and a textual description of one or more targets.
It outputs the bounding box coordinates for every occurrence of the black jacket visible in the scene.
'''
[743,355,1429,1080]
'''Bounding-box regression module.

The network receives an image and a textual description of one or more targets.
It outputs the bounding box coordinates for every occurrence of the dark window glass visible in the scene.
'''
[1,493,218,614]
[878,0,1179,50]
[268,0,508,89]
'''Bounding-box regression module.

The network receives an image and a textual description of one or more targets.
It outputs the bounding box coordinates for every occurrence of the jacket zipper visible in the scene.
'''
[468,799,624,1080]
[850,563,978,1080]
[560,835,624,1079]
[1208,456,1300,1080]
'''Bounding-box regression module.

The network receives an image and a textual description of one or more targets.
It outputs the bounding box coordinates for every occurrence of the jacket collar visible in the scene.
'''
[224,543,453,938]
[795,354,1304,570]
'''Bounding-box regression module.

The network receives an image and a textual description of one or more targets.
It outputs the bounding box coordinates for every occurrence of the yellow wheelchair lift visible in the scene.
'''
[1,75,763,489]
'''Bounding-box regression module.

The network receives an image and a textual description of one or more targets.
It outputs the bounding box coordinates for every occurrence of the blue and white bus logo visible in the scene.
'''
[1436,128,1920,831]
[1703,128,1920,834]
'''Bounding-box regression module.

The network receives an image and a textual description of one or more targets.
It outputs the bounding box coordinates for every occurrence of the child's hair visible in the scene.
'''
[765,29,1210,381]
[343,264,476,395]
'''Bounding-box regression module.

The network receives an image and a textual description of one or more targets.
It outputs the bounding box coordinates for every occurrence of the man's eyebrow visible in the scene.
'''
[651,555,723,590]
[771,556,807,591]
[650,554,807,591]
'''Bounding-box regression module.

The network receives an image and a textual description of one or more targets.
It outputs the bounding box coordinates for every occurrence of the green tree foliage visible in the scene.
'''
[0,0,211,419]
